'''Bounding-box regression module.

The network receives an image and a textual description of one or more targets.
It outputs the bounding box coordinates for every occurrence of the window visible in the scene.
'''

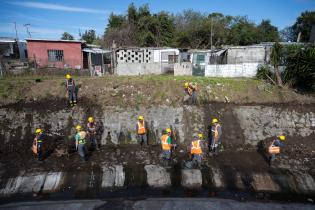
[168,55,178,64]
[48,50,64,62]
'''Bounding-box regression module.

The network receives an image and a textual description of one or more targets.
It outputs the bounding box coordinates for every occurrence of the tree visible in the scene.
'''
[256,20,279,42]
[228,17,258,45]
[280,26,295,42]
[82,29,96,44]
[292,11,315,42]
[284,46,315,90]
[61,32,74,40]
[270,42,284,87]
[107,13,126,28]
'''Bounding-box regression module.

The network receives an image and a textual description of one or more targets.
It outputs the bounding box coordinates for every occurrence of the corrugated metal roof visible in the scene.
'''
[26,38,84,43]
[82,48,111,54]
[0,37,16,43]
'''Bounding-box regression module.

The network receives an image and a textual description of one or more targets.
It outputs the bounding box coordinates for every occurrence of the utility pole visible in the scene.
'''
[210,17,213,49]
[24,24,31,38]
[14,22,18,40]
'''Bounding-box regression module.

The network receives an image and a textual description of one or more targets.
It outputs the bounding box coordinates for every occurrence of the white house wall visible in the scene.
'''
[205,63,259,77]
[227,47,266,64]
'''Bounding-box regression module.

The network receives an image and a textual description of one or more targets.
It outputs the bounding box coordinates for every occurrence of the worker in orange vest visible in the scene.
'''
[87,117,99,150]
[65,74,77,106]
[136,116,148,147]
[32,128,45,162]
[161,128,176,166]
[210,118,222,155]
[190,133,204,168]
[268,135,285,166]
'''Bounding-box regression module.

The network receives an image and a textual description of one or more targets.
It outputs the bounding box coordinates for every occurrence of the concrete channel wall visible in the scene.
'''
[0,105,314,147]
[1,165,315,197]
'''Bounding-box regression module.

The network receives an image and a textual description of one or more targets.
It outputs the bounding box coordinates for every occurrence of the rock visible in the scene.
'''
[210,168,225,188]
[101,165,125,188]
[144,165,171,188]
[295,173,315,193]
[224,96,230,103]
[251,173,280,192]
[43,172,63,192]
[181,169,202,189]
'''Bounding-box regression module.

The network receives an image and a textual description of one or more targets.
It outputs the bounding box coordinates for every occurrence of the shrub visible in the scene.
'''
[283,45,315,91]
[256,64,274,81]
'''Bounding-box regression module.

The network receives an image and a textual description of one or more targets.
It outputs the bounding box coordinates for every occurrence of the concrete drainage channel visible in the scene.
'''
[1,164,315,204]
[0,102,315,206]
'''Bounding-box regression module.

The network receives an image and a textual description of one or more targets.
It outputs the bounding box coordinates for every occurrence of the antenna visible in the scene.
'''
[23,23,32,38]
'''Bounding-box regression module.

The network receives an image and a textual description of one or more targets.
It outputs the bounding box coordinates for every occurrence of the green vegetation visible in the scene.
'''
[61,32,74,40]
[255,42,315,91]
[284,46,315,91]
[104,4,280,48]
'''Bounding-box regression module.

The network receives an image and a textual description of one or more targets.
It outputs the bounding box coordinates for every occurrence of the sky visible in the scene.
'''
[0,0,314,40]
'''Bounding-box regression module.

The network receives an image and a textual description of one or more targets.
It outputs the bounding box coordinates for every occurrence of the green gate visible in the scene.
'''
[192,53,206,76]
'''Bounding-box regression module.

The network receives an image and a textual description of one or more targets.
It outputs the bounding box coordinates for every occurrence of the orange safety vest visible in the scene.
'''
[32,139,38,154]
[212,124,220,140]
[191,140,202,154]
[137,121,146,135]
[268,140,280,154]
[161,134,171,151]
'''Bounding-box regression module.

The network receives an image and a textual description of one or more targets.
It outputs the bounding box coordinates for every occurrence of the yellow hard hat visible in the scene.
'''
[212,118,218,124]
[278,135,286,141]
[88,117,94,123]
[184,82,189,87]
[76,125,82,131]
[198,133,203,138]
[138,116,144,120]
[166,128,171,133]
[35,128,42,134]
[66,74,71,79]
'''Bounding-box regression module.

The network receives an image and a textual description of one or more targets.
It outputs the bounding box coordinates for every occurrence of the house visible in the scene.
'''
[116,47,179,75]
[82,44,112,76]
[26,39,83,69]
[175,45,270,77]
[0,37,27,60]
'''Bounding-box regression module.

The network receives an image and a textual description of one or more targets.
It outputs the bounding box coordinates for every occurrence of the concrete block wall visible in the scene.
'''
[174,62,192,76]
[205,63,259,77]
[117,49,153,64]
[227,47,266,64]
[117,63,162,75]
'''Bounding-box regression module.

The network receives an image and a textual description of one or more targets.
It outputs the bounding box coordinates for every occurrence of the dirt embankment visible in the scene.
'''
[1,76,315,108]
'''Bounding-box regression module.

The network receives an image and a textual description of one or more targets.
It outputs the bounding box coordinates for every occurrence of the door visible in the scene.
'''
[192,53,206,76]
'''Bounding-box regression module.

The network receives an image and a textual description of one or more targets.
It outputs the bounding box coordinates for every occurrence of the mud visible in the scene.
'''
[0,99,315,204]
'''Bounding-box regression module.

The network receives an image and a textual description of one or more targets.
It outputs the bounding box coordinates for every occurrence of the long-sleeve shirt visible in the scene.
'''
[87,122,96,134]
[211,124,222,140]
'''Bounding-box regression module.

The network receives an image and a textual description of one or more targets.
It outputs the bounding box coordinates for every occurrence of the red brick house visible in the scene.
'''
[26,39,83,69]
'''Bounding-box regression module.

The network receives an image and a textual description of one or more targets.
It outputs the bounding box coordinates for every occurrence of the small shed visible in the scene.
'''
[82,47,112,76]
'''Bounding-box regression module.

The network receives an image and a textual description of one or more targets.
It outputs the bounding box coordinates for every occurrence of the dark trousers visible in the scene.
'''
[37,142,44,161]
[89,134,98,149]
[68,88,76,104]
[138,134,148,146]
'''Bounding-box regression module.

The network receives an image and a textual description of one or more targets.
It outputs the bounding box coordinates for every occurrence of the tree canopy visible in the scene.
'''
[103,4,313,48]
[82,29,96,44]
[61,32,74,40]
